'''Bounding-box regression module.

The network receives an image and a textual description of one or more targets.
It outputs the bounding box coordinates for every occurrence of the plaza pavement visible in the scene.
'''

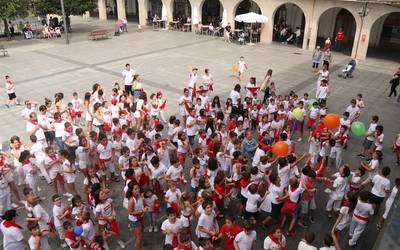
[0,17,399,249]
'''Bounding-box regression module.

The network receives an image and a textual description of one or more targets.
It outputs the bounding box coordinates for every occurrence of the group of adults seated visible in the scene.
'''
[233,24,262,45]
[273,23,302,46]
[170,15,192,32]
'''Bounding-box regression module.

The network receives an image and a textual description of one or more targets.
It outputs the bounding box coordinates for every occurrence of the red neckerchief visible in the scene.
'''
[289,185,298,192]
[268,233,282,246]
[21,159,30,165]
[29,118,38,125]
[3,220,23,229]
[100,141,108,147]
[49,154,57,161]
[177,243,191,250]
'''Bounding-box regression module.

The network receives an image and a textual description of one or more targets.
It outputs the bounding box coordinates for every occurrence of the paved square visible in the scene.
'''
[0,18,399,249]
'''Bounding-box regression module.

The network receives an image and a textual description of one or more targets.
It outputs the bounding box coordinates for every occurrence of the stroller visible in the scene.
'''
[339,59,356,79]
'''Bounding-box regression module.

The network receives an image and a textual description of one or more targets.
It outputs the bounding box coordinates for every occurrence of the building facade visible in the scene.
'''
[95,0,400,60]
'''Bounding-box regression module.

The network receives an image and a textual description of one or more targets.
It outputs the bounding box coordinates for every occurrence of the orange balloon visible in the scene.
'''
[232,63,239,73]
[272,141,289,157]
[323,113,340,129]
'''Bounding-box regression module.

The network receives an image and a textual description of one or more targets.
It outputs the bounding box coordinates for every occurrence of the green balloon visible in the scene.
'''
[308,99,317,109]
[351,121,366,137]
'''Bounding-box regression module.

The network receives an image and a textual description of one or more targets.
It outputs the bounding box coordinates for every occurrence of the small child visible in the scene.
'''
[59,149,77,199]
[63,221,84,250]
[52,194,71,247]
[326,165,351,218]
[161,207,183,247]
[144,189,159,232]
[28,222,53,250]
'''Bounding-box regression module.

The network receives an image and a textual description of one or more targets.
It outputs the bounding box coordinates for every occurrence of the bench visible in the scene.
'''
[88,30,110,41]
[0,45,8,57]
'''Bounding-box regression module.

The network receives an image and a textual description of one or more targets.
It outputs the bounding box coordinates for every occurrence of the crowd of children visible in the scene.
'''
[0,59,399,250]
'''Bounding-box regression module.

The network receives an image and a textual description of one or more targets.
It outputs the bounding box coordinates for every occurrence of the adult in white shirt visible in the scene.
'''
[0,209,28,250]
[122,63,135,96]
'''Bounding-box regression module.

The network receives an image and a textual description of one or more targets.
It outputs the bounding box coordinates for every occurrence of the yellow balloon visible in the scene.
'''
[292,108,303,120]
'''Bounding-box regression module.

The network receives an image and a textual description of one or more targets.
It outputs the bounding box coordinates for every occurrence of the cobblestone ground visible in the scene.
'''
[0,17,399,250]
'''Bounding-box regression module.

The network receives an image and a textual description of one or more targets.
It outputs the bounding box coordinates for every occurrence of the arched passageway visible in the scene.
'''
[272,3,305,47]
[201,0,222,25]
[317,8,356,55]
[367,12,400,62]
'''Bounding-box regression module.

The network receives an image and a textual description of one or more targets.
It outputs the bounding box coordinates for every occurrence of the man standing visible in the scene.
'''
[122,64,135,96]
[4,75,20,108]
[294,27,301,46]
[334,28,345,51]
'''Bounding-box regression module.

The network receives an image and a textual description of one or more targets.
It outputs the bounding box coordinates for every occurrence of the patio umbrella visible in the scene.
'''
[234,12,268,23]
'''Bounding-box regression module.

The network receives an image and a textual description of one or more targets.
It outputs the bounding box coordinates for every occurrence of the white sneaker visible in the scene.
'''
[61,241,67,248]
[11,203,19,209]
[117,240,126,249]
[297,138,302,142]
[153,226,158,232]
[148,226,153,232]
[37,187,42,192]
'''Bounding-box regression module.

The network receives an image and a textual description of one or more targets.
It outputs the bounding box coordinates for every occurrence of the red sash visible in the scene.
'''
[354,213,369,222]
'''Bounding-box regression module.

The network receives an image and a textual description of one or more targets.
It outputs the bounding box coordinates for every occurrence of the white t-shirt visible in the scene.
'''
[366,123,377,141]
[336,206,350,230]
[371,175,390,198]
[165,189,181,205]
[122,68,135,86]
[166,165,183,181]
[161,218,183,244]
[0,221,25,250]
[81,220,95,241]
[95,198,114,225]
[330,176,348,200]
[5,81,15,94]
[288,186,304,203]
[32,204,50,231]
[245,192,261,212]
[270,184,284,204]
[97,142,113,159]
[53,204,66,228]
[298,241,318,250]
[186,116,198,136]
[54,120,66,138]
[28,235,51,250]
[263,235,286,250]
[345,105,360,121]
[353,200,374,219]
[27,121,45,141]
[234,230,256,250]
[252,148,265,167]
[278,165,290,188]
[230,90,240,106]
[317,86,329,99]
[374,133,384,151]
[196,212,217,238]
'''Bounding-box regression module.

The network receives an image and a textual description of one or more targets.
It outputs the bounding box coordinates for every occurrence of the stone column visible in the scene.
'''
[138,0,148,26]
[307,21,318,50]
[98,0,107,20]
[352,18,371,60]
[165,0,173,23]
[117,0,127,19]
